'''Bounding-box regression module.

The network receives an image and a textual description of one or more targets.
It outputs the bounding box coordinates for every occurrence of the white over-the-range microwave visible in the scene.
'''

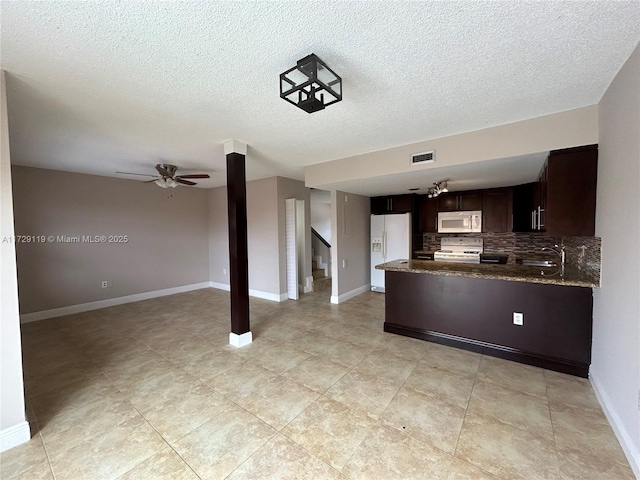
[437,211,482,233]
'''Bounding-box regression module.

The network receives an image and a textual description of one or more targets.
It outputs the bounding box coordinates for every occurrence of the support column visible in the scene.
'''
[224,140,252,347]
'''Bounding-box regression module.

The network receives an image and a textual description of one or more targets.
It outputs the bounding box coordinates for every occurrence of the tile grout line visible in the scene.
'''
[450,352,481,463]
[544,374,564,479]
[334,349,421,474]
[118,386,205,480]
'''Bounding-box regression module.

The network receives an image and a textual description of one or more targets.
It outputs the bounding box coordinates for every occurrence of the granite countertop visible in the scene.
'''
[376,259,599,288]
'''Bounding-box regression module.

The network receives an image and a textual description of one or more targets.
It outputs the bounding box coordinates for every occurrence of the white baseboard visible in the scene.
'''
[20,282,211,323]
[330,284,371,304]
[210,282,287,302]
[303,276,313,294]
[590,370,640,478]
[209,281,231,291]
[0,421,30,453]
[249,289,287,302]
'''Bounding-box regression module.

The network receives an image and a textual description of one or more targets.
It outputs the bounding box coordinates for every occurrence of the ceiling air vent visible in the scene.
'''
[411,150,435,166]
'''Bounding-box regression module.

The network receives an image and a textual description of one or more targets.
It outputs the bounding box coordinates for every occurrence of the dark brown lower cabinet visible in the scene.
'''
[383,271,592,377]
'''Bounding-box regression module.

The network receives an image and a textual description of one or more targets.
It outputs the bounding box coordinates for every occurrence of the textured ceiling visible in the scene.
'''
[1,1,639,193]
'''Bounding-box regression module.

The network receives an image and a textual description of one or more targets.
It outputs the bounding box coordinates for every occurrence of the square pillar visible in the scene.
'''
[224,140,252,347]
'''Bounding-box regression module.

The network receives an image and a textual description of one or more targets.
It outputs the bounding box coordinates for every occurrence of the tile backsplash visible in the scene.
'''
[422,232,601,284]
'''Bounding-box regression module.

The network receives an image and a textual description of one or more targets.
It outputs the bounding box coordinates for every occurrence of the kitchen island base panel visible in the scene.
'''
[384,323,589,377]
[384,270,592,378]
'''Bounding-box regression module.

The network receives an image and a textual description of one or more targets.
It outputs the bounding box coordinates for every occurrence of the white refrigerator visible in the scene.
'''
[370,213,411,292]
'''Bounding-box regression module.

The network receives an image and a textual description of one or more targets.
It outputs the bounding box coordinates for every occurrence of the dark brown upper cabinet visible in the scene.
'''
[419,196,439,233]
[539,145,598,237]
[482,188,512,233]
[370,194,415,215]
[437,192,482,212]
[514,145,598,236]
[512,182,537,232]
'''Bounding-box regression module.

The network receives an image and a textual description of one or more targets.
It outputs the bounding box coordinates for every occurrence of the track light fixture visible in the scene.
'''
[426,180,449,198]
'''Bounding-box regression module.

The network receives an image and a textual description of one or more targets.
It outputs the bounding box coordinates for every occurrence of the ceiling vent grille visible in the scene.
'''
[411,150,435,165]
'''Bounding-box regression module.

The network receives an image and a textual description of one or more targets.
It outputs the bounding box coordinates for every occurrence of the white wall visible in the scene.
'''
[592,44,640,476]
[0,71,29,451]
[11,166,210,317]
[330,190,371,303]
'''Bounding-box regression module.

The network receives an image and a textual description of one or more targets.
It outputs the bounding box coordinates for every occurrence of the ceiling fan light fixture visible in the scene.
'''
[280,53,342,113]
[154,177,177,189]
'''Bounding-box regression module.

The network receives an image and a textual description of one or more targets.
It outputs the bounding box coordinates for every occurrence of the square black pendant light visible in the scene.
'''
[280,54,342,113]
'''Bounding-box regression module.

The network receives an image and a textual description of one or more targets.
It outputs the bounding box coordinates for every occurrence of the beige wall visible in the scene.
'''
[0,71,29,449]
[246,177,280,296]
[306,105,598,189]
[208,176,312,299]
[12,166,210,314]
[208,185,230,286]
[593,44,640,475]
[330,190,371,302]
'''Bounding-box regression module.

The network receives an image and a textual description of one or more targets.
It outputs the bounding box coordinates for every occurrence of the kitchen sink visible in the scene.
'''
[517,259,557,267]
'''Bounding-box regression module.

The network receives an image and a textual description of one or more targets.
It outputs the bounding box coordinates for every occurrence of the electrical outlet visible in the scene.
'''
[101,281,108,288]
[223,268,227,275]
[342,259,347,268]
[513,312,524,326]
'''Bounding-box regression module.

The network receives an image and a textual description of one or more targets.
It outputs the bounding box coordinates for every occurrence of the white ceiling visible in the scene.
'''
[2,1,639,195]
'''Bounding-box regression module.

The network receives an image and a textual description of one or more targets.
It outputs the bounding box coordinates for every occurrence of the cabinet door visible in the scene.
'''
[370,196,388,215]
[389,195,413,213]
[545,145,597,236]
[437,194,458,212]
[459,192,483,211]
[482,188,512,233]
[419,196,438,233]
[512,182,536,232]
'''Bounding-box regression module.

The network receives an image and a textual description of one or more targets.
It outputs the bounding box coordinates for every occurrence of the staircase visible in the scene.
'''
[312,259,331,292]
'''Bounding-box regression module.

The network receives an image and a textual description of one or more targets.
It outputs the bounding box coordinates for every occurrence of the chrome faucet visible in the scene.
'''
[541,244,565,277]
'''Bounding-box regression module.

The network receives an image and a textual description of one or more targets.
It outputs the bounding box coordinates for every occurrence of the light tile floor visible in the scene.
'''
[2,288,635,480]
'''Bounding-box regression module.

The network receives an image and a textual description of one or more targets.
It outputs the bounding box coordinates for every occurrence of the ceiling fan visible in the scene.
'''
[116,164,210,188]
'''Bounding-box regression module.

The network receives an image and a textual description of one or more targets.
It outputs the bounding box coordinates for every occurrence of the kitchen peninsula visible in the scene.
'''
[377,259,598,377]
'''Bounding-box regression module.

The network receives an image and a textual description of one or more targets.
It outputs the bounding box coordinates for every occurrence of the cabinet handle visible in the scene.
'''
[538,206,545,228]
[531,210,535,230]
[390,198,393,211]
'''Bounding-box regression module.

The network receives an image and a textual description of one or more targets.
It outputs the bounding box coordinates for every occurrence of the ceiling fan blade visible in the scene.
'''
[156,164,170,176]
[176,174,210,179]
[143,179,159,183]
[175,178,197,186]
[116,171,157,177]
